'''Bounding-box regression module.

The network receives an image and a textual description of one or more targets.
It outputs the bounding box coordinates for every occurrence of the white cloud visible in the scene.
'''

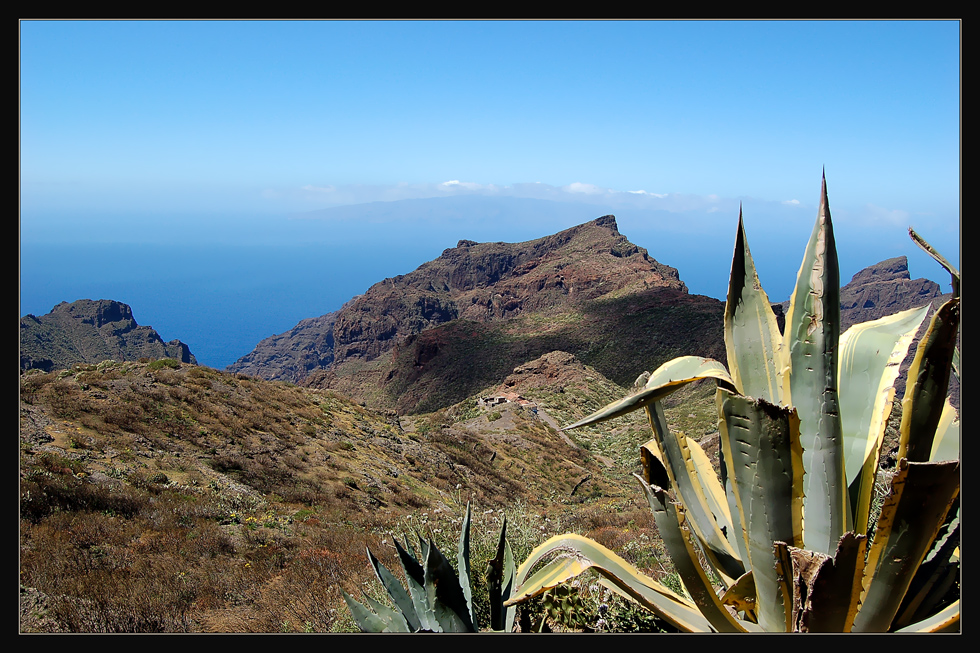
[782,199,801,205]
[440,180,487,191]
[563,182,605,195]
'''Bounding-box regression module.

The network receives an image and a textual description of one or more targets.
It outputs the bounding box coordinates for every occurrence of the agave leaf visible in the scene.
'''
[899,298,960,463]
[394,538,438,632]
[487,516,516,632]
[366,547,421,631]
[725,208,785,403]
[456,502,477,629]
[837,305,930,535]
[361,592,412,632]
[342,590,391,633]
[639,437,671,491]
[772,543,797,632]
[717,388,804,632]
[909,227,959,298]
[687,432,738,551]
[783,532,867,632]
[852,459,960,632]
[423,538,476,632]
[645,403,742,584]
[510,552,590,600]
[564,356,733,430]
[893,502,959,629]
[637,475,749,632]
[894,600,959,633]
[929,398,959,462]
[720,571,757,621]
[506,533,716,632]
[782,173,845,556]
[714,392,752,574]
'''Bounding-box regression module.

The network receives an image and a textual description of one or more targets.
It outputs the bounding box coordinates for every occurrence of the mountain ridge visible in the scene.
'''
[228,215,688,384]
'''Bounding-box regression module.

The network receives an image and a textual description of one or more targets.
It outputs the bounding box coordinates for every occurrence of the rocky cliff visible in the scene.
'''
[20,299,197,372]
[838,256,948,331]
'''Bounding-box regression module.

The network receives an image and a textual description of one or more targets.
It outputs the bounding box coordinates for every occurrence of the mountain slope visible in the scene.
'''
[20,299,196,372]
[230,215,728,413]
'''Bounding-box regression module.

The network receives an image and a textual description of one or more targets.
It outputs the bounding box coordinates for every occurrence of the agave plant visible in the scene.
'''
[344,502,517,632]
[505,175,960,632]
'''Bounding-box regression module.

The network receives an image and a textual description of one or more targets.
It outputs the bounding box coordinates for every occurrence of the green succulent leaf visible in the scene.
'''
[717,388,803,632]
[837,304,930,535]
[423,538,476,632]
[394,538,438,632]
[852,459,960,632]
[899,298,960,463]
[361,592,412,632]
[645,403,743,584]
[366,546,421,631]
[487,516,517,632]
[893,502,959,630]
[637,474,750,632]
[457,502,477,629]
[342,590,393,633]
[725,208,785,403]
[782,173,845,556]
[506,533,718,632]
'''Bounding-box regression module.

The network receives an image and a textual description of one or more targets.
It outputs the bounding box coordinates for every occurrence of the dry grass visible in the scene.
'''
[20,360,700,632]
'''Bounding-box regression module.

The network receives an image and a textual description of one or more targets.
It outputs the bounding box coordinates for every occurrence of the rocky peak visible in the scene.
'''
[839,256,945,331]
[329,215,683,363]
[21,299,197,372]
[846,256,912,285]
[229,215,686,382]
[57,299,136,330]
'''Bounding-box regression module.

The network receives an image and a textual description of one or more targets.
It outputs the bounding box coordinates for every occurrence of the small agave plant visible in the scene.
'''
[344,502,517,632]
[505,174,960,632]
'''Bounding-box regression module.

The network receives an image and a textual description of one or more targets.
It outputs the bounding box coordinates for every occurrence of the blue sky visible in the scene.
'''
[20,20,961,368]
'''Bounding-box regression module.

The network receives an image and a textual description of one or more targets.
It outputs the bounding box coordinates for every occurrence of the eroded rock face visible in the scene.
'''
[20,299,197,371]
[229,215,687,382]
[838,256,946,331]
[226,312,338,382]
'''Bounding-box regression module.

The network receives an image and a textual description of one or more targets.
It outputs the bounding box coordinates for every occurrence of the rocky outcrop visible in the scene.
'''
[839,256,947,331]
[20,299,196,372]
[229,215,687,383]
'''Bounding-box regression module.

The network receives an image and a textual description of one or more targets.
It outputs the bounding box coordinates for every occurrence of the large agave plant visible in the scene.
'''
[505,175,960,632]
[344,503,517,632]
